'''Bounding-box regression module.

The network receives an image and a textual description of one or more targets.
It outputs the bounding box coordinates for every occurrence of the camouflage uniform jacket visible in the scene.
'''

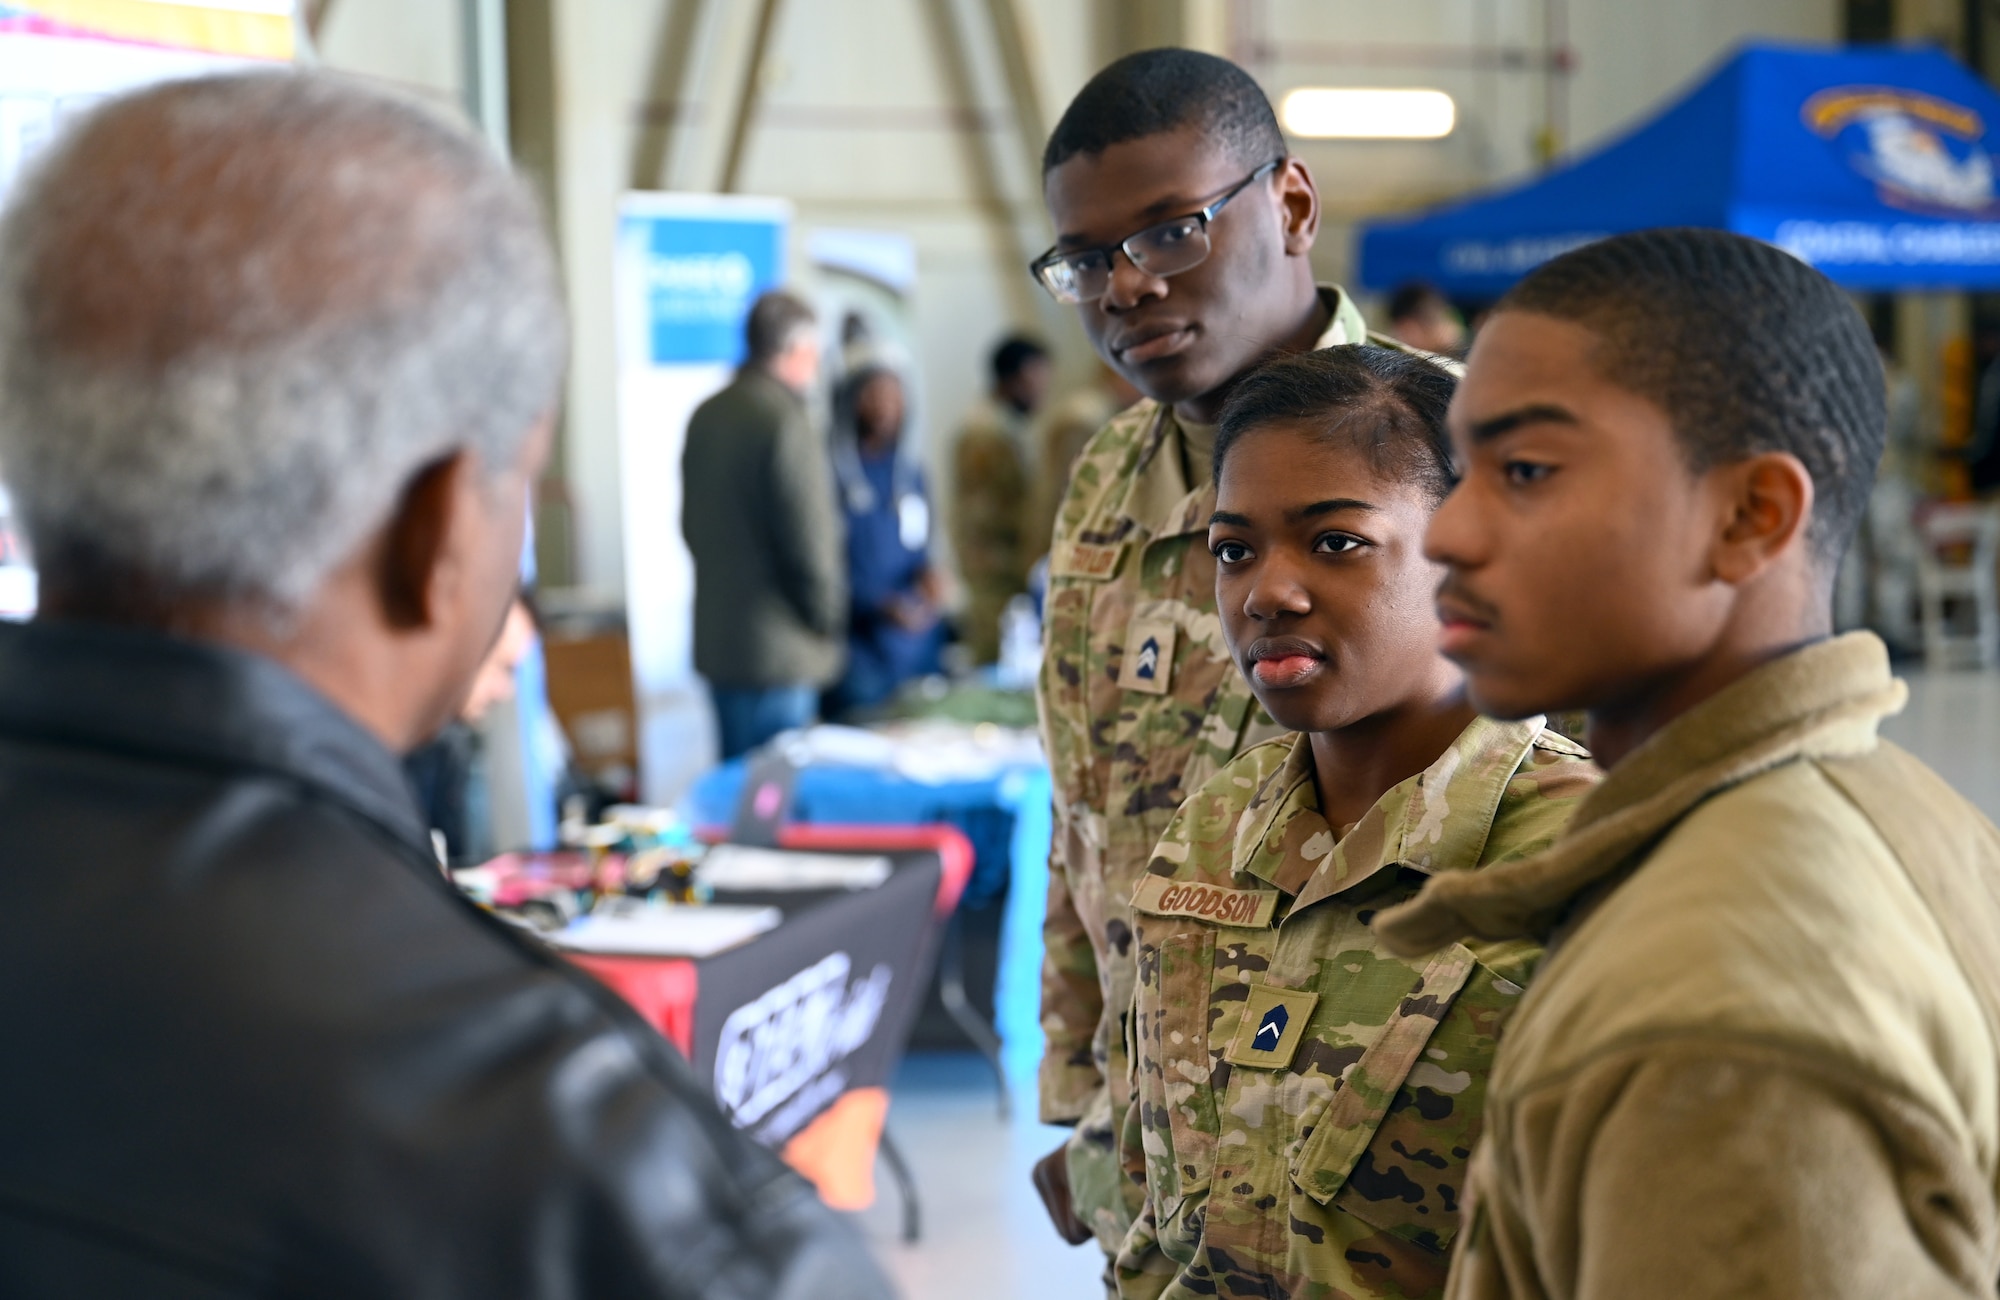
[1037,286,1379,1250]
[1116,719,1598,1300]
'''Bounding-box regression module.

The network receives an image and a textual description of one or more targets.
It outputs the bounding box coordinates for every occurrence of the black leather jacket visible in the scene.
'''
[0,619,895,1299]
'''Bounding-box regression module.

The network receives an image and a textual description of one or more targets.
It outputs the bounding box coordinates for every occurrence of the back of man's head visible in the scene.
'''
[1500,227,1885,565]
[744,290,816,367]
[1042,47,1284,174]
[1388,281,1449,328]
[991,333,1048,385]
[0,71,566,621]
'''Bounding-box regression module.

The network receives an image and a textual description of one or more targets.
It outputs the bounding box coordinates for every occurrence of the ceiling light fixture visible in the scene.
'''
[1280,87,1457,140]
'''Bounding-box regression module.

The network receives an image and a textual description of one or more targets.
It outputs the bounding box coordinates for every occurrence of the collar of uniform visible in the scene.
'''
[1234,715,1548,908]
[1376,632,1906,956]
[1118,284,1368,542]
[1319,283,1370,348]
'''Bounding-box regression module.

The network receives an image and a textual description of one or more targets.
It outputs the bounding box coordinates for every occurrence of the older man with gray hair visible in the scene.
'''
[0,73,891,1299]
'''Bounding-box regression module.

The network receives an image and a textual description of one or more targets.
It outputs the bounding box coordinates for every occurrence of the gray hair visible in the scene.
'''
[744,289,815,366]
[0,71,568,617]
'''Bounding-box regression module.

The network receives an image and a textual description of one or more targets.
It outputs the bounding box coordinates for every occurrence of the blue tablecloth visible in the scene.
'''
[684,758,1053,1075]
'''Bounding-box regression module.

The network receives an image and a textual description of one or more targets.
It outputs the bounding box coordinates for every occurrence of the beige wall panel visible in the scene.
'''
[1252,0,1838,297]
[334,0,1846,605]
[1566,0,1837,148]
[551,0,673,598]
[313,0,467,107]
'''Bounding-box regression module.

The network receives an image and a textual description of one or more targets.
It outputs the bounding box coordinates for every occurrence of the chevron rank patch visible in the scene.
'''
[1225,985,1319,1069]
[1116,616,1176,695]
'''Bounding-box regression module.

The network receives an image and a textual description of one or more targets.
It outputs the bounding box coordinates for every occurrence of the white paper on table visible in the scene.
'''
[696,845,893,892]
[553,904,782,958]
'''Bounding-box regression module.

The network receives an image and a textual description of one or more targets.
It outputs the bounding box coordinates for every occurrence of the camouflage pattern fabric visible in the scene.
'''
[952,400,1030,664]
[1023,382,1127,575]
[1115,720,1599,1299]
[1036,287,1378,1255]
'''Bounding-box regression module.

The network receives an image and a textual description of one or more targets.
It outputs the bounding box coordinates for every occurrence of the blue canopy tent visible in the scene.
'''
[1359,42,2000,296]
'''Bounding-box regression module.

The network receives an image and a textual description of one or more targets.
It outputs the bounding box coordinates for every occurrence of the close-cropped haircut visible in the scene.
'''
[991,333,1048,383]
[1043,47,1285,174]
[1215,346,1459,505]
[1388,281,1451,325]
[744,290,815,365]
[0,70,566,621]
[1500,227,1885,564]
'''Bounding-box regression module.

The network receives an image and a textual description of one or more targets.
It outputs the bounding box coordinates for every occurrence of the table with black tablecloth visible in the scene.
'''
[481,826,971,1223]
[684,756,1054,1102]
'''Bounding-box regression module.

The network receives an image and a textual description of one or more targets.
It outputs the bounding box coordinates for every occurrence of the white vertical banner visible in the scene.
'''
[614,192,792,806]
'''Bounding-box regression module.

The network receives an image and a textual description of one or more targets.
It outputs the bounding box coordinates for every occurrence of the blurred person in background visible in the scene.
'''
[683,290,847,759]
[826,362,946,718]
[0,72,889,1299]
[1024,362,1142,573]
[405,596,537,865]
[953,331,1052,661]
[1386,280,1468,356]
[1027,46,1417,1275]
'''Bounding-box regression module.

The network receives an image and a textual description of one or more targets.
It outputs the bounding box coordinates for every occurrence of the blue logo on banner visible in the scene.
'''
[631,214,785,366]
[1806,86,2000,217]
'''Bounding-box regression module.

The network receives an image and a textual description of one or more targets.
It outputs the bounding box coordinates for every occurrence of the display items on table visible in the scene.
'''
[686,720,1044,910]
[560,902,783,959]
[454,804,710,933]
[684,720,1055,1091]
[450,810,973,1223]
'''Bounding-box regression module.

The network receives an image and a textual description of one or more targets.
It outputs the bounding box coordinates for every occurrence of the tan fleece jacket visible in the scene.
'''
[1376,633,2000,1299]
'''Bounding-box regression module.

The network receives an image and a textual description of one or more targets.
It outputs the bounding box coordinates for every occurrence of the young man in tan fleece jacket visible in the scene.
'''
[1375,226,2000,1299]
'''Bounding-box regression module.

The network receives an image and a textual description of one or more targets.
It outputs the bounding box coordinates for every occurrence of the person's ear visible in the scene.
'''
[1710,452,1814,586]
[1276,156,1319,256]
[377,450,475,631]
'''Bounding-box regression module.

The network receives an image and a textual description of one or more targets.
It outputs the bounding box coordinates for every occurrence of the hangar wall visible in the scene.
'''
[312,0,1840,598]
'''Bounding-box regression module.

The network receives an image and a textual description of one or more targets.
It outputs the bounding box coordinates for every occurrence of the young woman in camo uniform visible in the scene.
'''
[1115,346,1600,1300]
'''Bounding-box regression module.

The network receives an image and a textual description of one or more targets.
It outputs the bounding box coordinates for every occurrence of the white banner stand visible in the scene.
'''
[614,192,793,807]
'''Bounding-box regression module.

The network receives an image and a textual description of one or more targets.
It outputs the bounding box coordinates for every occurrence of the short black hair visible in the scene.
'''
[1043,48,1285,174]
[1501,228,1885,564]
[1388,281,1451,325]
[1215,346,1458,505]
[744,290,815,365]
[991,333,1049,384]
[835,362,902,437]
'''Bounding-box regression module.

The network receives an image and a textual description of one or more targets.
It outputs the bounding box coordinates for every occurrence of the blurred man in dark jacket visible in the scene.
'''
[683,291,847,759]
[0,72,891,1300]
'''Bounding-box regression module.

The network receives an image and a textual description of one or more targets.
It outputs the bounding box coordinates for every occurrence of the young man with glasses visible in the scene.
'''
[1027,47,1406,1275]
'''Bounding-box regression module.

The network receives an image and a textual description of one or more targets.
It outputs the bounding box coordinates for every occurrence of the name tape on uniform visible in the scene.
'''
[1131,875,1278,928]
[1050,541,1126,582]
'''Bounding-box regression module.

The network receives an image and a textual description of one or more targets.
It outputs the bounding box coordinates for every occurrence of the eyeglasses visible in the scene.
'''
[1030,159,1283,305]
